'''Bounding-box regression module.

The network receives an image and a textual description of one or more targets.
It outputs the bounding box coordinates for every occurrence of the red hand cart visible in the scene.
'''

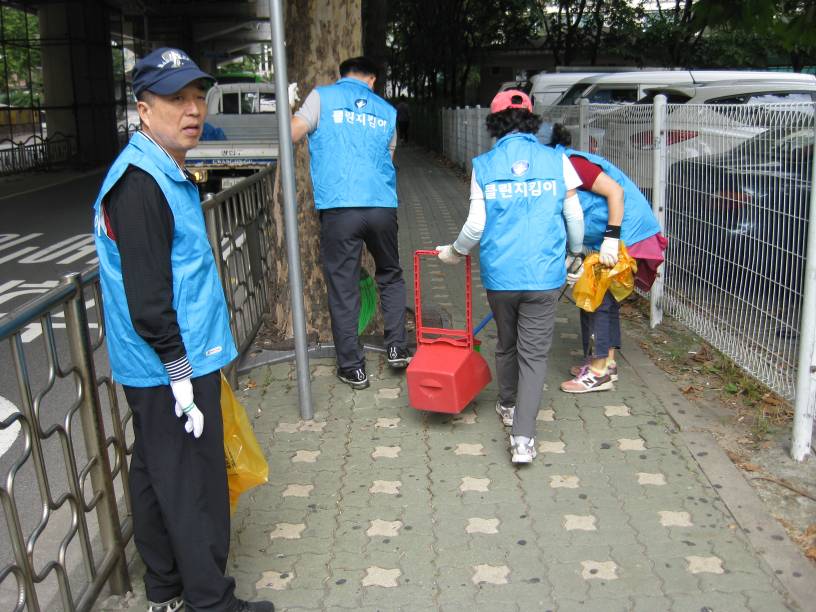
[406,250,492,413]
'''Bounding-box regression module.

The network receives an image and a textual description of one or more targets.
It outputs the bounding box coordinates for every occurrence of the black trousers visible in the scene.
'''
[319,207,407,370]
[124,371,236,612]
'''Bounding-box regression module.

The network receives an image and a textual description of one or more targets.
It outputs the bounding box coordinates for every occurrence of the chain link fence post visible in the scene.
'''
[578,98,589,152]
[63,272,131,596]
[649,94,667,328]
[791,128,816,461]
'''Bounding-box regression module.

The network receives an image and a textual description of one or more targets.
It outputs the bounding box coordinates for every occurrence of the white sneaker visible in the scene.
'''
[148,597,184,612]
[510,435,537,464]
[495,400,515,426]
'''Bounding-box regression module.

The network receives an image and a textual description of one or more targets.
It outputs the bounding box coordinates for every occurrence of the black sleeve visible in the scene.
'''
[105,166,191,375]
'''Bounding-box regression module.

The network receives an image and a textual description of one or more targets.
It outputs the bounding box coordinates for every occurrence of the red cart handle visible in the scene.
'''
[413,249,473,349]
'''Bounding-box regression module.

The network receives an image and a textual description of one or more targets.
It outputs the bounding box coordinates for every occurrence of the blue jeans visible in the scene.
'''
[580,292,621,359]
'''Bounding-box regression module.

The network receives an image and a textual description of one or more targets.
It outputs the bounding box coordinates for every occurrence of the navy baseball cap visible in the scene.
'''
[132,48,213,98]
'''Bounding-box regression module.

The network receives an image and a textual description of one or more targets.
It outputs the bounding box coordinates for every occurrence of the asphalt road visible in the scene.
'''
[0,170,114,609]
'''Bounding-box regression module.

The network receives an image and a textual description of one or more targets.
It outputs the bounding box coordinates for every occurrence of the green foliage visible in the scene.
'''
[0,6,42,106]
[386,0,537,104]
[693,0,816,69]
[218,55,262,76]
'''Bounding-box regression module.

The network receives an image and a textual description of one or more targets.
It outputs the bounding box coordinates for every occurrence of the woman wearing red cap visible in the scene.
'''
[436,90,585,464]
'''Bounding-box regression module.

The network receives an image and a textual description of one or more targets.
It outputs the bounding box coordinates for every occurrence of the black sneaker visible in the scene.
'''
[234,599,274,612]
[337,367,369,390]
[386,345,411,369]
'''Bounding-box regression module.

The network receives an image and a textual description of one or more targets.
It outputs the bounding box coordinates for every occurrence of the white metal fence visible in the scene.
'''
[427,98,816,458]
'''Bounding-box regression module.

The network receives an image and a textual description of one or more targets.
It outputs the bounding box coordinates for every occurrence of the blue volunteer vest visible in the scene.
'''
[92,131,237,387]
[561,147,661,250]
[473,132,568,291]
[309,77,398,210]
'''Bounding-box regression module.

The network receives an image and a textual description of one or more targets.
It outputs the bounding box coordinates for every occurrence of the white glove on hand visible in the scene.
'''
[565,253,582,272]
[599,237,619,267]
[170,378,204,438]
[566,263,584,286]
[287,82,299,109]
[565,252,584,286]
[436,244,462,265]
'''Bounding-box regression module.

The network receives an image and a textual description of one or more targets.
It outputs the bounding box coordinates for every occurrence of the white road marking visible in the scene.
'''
[0,395,22,457]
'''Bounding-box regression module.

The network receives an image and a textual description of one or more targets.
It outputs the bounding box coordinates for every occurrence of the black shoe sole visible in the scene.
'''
[387,357,410,369]
[337,374,370,390]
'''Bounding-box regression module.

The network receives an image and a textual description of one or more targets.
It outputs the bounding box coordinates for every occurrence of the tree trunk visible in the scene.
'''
[267,0,363,341]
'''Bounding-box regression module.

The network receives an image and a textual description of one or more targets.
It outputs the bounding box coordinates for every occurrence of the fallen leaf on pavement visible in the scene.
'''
[806,547,816,561]
[740,463,761,472]
[761,393,782,406]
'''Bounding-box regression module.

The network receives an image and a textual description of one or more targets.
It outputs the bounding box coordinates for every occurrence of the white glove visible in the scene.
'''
[566,263,584,286]
[170,378,204,438]
[599,237,619,267]
[565,253,582,272]
[565,252,584,286]
[287,82,299,109]
[436,244,462,265]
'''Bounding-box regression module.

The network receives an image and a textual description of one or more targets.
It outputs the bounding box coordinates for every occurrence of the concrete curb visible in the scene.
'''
[621,326,815,611]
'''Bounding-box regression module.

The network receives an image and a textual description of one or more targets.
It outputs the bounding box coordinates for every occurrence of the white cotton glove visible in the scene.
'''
[565,252,584,286]
[567,264,584,286]
[170,378,204,438]
[436,244,463,265]
[599,237,619,267]
[287,82,299,109]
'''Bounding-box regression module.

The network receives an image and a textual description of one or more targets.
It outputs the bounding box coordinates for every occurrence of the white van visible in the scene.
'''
[557,70,816,106]
[529,72,601,111]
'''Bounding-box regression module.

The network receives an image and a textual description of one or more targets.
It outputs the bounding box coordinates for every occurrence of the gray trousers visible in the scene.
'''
[487,289,559,438]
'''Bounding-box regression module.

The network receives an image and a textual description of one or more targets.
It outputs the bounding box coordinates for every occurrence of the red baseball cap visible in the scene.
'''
[490,89,533,113]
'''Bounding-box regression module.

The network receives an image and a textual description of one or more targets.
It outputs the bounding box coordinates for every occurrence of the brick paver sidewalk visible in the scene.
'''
[98,145,797,611]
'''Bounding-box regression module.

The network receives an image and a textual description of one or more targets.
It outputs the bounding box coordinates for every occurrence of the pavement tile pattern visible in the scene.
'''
[96,147,795,611]
[215,350,791,611]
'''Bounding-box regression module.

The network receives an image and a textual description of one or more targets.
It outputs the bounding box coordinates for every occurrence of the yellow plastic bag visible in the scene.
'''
[221,374,268,513]
[572,242,637,313]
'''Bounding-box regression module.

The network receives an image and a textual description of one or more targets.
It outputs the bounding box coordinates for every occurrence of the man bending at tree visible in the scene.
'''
[292,56,410,390]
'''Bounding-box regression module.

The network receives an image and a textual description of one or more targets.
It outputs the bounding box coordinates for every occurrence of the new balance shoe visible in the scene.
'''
[495,400,515,427]
[337,367,369,390]
[607,360,618,382]
[570,360,618,381]
[510,435,537,464]
[148,597,183,612]
[560,366,614,393]
[386,345,411,369]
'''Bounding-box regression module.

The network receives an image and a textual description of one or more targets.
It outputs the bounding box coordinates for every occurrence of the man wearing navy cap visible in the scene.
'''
[92,48,273,612]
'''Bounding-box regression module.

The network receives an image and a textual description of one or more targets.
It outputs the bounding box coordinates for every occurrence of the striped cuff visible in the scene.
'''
[163,355,193,382]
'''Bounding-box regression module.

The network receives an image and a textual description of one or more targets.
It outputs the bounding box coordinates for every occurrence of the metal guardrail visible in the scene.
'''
[0,270,131,612]
[203,164,277,386]
[431,98,816,457]
[0,167,277,609]
[0,133,77,176]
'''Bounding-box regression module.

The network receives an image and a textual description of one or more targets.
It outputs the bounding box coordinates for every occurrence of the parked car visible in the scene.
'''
[557,70,815,107]
[666,126,812,298]
[498,79,532,94]
[528,72,601,110]
[601,81,816,193]
[548,71,816,157]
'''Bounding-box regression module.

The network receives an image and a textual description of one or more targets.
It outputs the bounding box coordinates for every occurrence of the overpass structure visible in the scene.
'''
[0,0,275,171]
